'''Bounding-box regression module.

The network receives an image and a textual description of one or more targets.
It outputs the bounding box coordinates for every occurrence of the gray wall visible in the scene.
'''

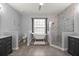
[0,3,21,49]
[21,13,58,45]
[74,4,79,33]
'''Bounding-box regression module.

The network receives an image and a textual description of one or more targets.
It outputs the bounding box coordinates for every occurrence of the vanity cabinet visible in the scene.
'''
[0,36,12,56]
[68,36,79,56]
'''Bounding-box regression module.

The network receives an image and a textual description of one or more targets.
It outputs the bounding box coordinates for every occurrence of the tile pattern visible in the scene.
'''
[52,4,74,47]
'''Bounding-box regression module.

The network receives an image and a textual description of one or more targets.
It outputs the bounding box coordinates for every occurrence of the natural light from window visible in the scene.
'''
[33,19,46,34]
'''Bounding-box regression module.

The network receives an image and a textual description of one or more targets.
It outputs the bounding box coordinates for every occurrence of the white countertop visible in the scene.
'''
[0,35,11,39]
[69,35,79,38]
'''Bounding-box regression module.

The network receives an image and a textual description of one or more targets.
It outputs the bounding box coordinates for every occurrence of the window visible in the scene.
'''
[32,18,47,34]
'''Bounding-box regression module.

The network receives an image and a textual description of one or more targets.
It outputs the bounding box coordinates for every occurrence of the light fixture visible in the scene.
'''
[38,3,44,11]
[39,3,44,5]
[0,4,3,12]
[76,4,79,12]
[0,5,2,10]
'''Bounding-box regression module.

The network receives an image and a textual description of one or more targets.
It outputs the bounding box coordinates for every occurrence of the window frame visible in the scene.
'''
[32,18,47,34]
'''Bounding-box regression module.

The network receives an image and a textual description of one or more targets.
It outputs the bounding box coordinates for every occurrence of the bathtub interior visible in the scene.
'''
[33,33,47,39]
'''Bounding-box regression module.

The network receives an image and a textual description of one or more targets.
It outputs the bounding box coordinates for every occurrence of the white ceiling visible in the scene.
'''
[9,3,71,15]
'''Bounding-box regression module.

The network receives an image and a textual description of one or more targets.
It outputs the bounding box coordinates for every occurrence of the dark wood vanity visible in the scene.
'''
[68,36,79,56]
[0,36,12,56]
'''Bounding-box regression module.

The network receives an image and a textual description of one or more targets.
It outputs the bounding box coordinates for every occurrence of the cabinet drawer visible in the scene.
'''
[7,45,12,49]
[0,36,12,56]
[68,37,75,41]
[8,48,12,54]
[6,45,12,54]
[0,40,5,44]
[6,37,12,42]
[68,36,79,56]
[75,39,79,43]
[6,41,12,46]
[68,38,76,55]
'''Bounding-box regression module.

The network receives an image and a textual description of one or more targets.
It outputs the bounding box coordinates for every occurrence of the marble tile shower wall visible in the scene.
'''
[58,4,74,32]
[52,4,74,47]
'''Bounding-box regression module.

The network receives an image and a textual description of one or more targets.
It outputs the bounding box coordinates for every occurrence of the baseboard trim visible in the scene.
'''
[50,44,67,51]
[12,47,19,50]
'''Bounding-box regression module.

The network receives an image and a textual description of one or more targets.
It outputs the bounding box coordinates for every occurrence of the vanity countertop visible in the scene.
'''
[69,35,79,39]
[0,35,11,39]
